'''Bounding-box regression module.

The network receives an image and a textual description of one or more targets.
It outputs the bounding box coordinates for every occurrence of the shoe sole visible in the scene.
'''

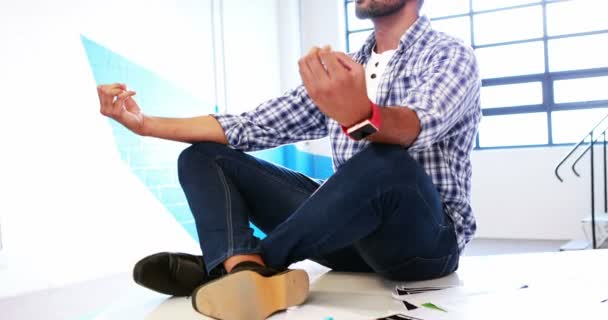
[192,269,309,320]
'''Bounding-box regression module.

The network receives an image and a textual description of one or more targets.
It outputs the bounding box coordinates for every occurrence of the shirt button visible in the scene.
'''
[371,74,377,79]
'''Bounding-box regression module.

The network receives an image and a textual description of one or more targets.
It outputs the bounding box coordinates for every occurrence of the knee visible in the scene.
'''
[375,143,413,160]
[177,142,229,176]
[350,144,417,178]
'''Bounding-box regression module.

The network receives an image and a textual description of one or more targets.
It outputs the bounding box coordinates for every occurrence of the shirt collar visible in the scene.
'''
[357,15,431,62]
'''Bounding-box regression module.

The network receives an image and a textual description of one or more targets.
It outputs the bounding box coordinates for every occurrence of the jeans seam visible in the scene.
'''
[291,197,380,262]
[413,186,446,229]
[213,161,234,259]
[215,155,315,196]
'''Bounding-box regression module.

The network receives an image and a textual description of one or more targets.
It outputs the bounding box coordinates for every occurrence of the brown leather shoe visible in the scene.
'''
[191,262,309,320]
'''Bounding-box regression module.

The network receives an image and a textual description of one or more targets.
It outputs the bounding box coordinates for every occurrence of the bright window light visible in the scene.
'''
[476,41,545,79]
[547,0,608,36]
[424,0,470,18]
[348,30,373,52]
[481,82,543,109]
[432,16,472,45]
[473,0,539,12]
[479,113,548,147]
[473,6,543,45]
[549,33,608,72]
[552,108,608,144]
[554,76,608,104]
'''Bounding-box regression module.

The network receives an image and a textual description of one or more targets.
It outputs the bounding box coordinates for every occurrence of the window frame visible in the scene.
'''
[344,0,608,149]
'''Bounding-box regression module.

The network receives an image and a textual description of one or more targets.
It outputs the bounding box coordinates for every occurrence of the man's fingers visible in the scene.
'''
[298,58,315,93]
[97,83,127,100]
[105,87,126,96]
[100,83,126,91]
[319,51,346,77]
[112,90,135,107]
[299,48,322,88]
[306,55,329,81]
[307,46,320,56]
[302,47,328,81]
[333,52,357,71]
[98,83,134,118]
[100,87,126,112]
[124,95,140,112]
[115,90,136,102]
[111,91,136,116]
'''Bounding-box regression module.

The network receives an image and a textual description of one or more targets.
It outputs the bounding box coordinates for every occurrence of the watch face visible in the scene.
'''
[350,123,378,140]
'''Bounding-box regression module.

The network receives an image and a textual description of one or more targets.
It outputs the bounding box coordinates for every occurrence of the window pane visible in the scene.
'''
[554,76,608,104]
[348,30,373,52]
[481,82,543,109]
[479,113,548,147]
[424,0,470,18]
[547,0,608,36]
[431,17,472,45]
[549,34,608,72]
[552,108,608,144]
[346,1,373,31]
[476,41,545,79]
[473,6,543,45]
[473,0,538,11]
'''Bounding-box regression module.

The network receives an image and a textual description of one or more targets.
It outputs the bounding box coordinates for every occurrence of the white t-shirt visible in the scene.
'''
[365,48,397,103]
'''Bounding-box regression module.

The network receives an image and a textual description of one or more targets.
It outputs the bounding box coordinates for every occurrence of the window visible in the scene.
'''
[344,0,608,148]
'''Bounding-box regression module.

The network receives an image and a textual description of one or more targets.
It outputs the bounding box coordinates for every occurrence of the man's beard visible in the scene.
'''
[355,0,408,19]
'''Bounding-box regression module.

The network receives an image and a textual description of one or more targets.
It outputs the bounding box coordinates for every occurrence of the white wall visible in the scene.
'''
[0,0,287,296]
[222,0,284,113]
[278,0,304,91]
[299,0,347,52]
[295,0,592,241]
[472,146,593,240]
[0,0,210,294]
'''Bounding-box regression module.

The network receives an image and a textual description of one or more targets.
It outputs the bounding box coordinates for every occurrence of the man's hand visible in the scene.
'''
[98,83,145,135]
[298,47,371,127]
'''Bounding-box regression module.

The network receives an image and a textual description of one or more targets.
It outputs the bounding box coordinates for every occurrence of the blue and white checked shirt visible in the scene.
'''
[213,16,481,252]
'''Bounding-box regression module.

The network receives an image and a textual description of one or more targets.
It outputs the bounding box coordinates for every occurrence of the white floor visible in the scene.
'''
[1,242,607,320]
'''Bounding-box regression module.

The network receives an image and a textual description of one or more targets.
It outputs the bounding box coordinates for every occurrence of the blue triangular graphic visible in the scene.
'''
[81,35,216,242]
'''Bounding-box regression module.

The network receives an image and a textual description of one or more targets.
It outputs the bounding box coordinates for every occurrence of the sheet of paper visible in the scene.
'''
[396,282,608,320]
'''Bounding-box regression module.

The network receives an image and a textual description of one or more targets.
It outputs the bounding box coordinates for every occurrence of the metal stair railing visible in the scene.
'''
[555,113,608,249]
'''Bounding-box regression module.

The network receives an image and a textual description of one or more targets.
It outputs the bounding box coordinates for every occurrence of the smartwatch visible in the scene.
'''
[341,101,382,141]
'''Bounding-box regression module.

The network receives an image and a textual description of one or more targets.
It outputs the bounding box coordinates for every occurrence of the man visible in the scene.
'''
[98,0,480,319]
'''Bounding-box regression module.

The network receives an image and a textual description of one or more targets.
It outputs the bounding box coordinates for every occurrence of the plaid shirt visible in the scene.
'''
[213,16,481,252]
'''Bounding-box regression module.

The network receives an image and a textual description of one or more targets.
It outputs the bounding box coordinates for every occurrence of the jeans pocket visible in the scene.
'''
[380,253,457,281]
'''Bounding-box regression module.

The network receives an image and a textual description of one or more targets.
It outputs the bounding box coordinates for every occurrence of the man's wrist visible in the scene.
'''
[341,101,382,140]
[340,101,374,128]
[138,115,151,136]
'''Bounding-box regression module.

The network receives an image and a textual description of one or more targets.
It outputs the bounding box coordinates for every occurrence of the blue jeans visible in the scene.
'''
[178,142,459,281]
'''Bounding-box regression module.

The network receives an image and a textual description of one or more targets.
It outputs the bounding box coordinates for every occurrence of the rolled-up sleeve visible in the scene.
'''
[212,85,328,152]
[403,43,480,151]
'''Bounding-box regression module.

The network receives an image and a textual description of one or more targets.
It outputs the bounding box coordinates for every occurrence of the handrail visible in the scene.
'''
[554,111,608,250]
[571,146,590,178]
[571,129,608,177]
[555,112,608,182]
[555,139,587,182]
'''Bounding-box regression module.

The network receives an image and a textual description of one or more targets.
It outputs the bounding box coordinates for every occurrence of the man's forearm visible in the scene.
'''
[367,107,421,146]
[141,115,229,144]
